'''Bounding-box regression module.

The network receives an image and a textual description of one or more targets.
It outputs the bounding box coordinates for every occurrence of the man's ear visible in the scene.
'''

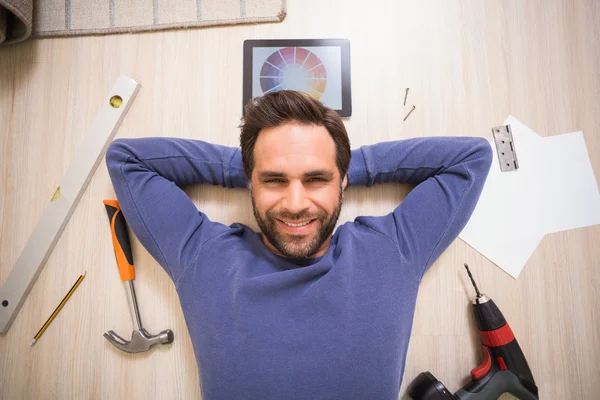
[342,174,348,191]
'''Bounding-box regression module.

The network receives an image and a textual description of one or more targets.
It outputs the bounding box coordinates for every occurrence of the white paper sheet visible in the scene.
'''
[459,116,600,278]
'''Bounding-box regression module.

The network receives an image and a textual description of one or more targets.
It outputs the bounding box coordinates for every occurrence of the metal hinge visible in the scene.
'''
[492,125,519,172]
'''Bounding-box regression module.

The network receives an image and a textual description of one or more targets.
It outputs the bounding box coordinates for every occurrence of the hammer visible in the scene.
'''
[103,200,174,353]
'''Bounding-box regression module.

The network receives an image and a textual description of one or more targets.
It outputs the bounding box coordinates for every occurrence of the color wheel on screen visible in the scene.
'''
[259,47,327,100]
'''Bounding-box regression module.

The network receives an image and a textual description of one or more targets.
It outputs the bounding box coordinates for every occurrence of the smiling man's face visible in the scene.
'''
[249,122,348,259]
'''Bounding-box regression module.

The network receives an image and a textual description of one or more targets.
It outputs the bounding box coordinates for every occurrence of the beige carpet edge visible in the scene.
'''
[33,0,287,39]
[33,14,285,38]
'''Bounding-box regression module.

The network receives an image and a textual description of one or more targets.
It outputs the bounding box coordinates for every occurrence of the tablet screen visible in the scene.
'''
[252,46,343,110]
[243,39,351,117]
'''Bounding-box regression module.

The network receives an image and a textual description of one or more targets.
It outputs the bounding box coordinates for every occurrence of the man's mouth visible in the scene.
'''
[277,218,317,233]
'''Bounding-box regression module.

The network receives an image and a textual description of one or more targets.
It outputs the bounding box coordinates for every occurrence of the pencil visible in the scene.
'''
[31,272,86,345]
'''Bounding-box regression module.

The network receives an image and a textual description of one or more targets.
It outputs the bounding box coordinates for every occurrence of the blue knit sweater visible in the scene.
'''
[106,135,492,399]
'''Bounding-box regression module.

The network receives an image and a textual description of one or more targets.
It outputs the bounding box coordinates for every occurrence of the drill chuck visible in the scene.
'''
[472,294,507,331]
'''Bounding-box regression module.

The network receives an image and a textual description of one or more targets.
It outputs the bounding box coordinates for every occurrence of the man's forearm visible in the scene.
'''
[348,137,492,187]
[106,137,249,190]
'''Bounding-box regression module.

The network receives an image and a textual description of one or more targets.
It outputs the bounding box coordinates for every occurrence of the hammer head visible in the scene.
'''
[104,328,174,353]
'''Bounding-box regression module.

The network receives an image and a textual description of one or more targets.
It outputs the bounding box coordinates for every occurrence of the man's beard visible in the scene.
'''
[250,186,343,259]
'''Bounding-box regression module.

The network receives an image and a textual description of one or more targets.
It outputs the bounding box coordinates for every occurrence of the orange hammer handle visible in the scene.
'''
[103,200,135,282]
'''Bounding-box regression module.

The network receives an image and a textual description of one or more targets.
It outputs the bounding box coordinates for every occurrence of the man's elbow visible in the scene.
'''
[105,139,135,178]
[472,137,494,175]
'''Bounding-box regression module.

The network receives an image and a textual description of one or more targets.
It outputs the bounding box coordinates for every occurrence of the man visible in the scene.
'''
[106,90,492,399]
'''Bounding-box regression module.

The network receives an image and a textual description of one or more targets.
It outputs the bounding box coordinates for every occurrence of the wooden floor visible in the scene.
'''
[1,1,599,398]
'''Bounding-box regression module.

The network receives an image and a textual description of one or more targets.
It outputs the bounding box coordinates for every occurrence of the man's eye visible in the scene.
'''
[264,178,326,184]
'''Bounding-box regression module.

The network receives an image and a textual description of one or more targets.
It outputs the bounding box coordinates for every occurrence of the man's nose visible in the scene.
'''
[282,181,311,214]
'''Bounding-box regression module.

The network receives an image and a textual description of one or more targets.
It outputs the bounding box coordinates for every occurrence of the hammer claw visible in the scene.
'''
[103,330,128,346]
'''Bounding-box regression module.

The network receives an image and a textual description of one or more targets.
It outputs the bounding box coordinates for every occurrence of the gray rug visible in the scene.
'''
[0,0,286,46]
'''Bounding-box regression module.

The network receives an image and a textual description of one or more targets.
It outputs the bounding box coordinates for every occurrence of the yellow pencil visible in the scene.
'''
[31,272,86,345]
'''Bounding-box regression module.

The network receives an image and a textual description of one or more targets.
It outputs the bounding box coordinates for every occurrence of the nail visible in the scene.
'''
[403,105,416,121]
[404,88,409,106]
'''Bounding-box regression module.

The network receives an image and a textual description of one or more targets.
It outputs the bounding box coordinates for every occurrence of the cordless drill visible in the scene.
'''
[406,264,539,400]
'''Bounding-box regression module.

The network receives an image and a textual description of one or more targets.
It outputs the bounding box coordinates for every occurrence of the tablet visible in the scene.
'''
[243,39,352,117]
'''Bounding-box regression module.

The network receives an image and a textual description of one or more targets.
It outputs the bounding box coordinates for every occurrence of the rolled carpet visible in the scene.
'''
[0,0,32,45]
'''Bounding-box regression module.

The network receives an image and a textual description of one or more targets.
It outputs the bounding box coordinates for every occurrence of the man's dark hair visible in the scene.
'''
[239,90,351,182]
